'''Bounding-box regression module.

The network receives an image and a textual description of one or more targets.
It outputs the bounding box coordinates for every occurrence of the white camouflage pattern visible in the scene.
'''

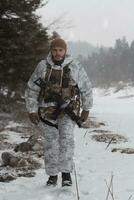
[39,114,75,175]
[25,53,93,175]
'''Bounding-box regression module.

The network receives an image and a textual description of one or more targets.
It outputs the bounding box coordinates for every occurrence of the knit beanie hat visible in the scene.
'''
[50,38,67,50]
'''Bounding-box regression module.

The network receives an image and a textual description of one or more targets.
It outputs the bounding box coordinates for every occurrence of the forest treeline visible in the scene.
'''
[79,37,134,87]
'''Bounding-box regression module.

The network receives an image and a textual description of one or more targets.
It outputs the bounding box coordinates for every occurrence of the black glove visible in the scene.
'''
[29,112,40,125]
[80,110,89,122]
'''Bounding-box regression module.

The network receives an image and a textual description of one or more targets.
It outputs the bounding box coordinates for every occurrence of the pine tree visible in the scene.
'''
[0,0,49,94]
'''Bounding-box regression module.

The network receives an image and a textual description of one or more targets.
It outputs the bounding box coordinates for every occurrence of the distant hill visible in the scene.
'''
[67,41,99,58]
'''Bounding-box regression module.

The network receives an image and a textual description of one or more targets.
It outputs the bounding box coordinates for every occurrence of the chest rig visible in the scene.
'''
[38,62,80,123]
[41,62,73,102]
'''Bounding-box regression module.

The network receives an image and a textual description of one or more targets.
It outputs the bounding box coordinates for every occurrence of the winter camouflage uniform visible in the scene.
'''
[25,53,93,175]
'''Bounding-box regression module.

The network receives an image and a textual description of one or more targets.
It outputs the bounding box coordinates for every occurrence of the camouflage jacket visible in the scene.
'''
[25,53,93,113]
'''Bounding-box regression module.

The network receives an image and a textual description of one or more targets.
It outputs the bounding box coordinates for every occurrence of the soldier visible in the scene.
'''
[25,37,93,187]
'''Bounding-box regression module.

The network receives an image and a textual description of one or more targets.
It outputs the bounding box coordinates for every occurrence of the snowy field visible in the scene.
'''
[0,87,134,200]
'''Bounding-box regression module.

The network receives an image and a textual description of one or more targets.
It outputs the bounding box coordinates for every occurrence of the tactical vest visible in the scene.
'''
[38,62,80,120]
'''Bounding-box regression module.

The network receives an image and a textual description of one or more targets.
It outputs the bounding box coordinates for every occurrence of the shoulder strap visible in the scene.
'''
[33,61,51,87]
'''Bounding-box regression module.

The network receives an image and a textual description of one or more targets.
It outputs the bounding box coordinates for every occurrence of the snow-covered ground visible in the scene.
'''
[0,87,134,200]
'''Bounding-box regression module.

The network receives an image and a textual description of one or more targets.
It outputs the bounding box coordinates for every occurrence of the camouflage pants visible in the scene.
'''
[39,114,75,176]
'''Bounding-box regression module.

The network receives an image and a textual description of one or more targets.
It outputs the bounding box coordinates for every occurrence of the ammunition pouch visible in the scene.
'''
[38,106,59,121]
[38,107,58,129]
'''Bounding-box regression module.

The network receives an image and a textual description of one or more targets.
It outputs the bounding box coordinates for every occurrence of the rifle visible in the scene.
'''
[38,99,83,128]
[60,100,83,127]
[34,78,83,127]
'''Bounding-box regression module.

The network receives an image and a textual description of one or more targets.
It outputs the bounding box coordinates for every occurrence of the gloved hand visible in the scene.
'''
[80,110,89,122]
[29,112,40,125]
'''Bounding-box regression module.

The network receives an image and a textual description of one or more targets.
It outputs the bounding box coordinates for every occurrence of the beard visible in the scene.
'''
[52,55,65,65]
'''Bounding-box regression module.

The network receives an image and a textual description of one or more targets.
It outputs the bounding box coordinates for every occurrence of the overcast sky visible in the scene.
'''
[37,0,134,47]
